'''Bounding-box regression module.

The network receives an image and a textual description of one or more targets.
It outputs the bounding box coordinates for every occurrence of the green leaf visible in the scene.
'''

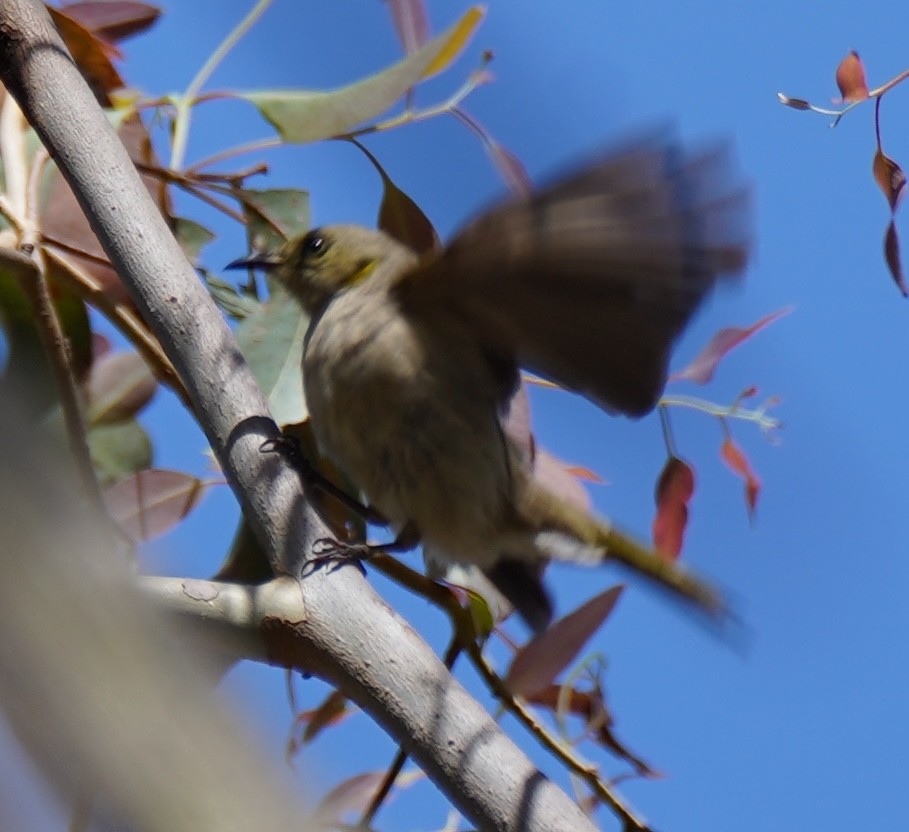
[172,216,215,264]
[236,280,309,426]
[88,419,153,485]
[204,273,261,320]
[241,7,485,144]
[238,187,310,252]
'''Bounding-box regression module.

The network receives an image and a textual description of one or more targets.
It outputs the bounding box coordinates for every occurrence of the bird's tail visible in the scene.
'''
[523,482,725,617]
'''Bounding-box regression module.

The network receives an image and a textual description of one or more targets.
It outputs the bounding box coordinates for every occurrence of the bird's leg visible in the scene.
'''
[309,522,421,573]
[260,433,387,525]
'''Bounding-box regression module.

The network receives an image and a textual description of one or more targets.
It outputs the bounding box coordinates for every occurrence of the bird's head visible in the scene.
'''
[228,225,405,314]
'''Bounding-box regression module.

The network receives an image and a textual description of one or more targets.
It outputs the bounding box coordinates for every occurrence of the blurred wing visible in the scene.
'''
[396,134,751,416]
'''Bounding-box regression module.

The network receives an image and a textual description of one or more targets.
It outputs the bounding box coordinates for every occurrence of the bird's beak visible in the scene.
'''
[225,250,282,271]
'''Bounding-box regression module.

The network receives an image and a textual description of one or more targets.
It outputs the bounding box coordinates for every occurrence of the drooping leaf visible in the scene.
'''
[59,2,162,44]
[873,149,907,211]
[236,281,309,425]
[506,585,624,698]
[835,50,869,103]
[884,220,906,296]
[720,437,761,520]
[85,349,157,426]
[670,307,793,385]
[651,456,695,560]
[103,468,211,542]
[350,139,439,254]
[48,5,124,102]
[241,8,485,144]
[386,0,431,54]
[776,94,811,111]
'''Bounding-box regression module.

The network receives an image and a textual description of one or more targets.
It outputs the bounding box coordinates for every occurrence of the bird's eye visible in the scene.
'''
[303,233,327,258]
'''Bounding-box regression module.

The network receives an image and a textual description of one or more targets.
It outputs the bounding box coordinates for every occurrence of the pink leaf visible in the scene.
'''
[671,307,793,385]
[506,585,624,698]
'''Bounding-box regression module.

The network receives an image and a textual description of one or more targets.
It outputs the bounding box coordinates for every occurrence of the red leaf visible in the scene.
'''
[505,585,624,698]
[651,456,695,560]
[885,221,907,296]
[671,307,793,385]
[835,51,869,103]
[720,438,761,520]
[873,149,907,211]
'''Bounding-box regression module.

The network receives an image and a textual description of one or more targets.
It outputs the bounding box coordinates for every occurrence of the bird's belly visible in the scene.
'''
[303,302,512,566]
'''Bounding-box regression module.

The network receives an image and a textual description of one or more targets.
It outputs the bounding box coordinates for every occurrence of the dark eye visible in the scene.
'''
[303,232,327,258]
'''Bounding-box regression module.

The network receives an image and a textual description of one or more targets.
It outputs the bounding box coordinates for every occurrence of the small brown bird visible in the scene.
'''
[231,135,750,632]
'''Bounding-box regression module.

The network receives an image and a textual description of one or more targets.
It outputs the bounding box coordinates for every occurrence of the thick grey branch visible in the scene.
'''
[0,3,598,830]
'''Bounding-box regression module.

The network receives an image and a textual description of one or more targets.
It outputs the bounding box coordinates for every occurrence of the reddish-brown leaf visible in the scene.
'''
[526,684,659,777]
[670,307,793,385]
[651,456,695,560]
[103,469,211,542]
[873,149,907,211]
[59,2,161,44]
[835,50,869,103]
[43,118,170,308]
[48,6,124,103]
[720,438,761,520]
[884,221,907,296]
[85,349,157,425]
[290,690,350,751]
[505,585,624,698]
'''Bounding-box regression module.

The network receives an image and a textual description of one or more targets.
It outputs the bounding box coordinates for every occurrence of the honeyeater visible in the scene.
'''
[229,135,750,633]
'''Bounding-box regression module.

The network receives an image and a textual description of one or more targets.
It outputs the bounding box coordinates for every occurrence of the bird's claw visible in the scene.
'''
[308,537,371,575]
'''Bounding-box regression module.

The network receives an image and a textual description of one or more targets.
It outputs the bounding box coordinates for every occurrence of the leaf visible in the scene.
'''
[235,281,309,425]
[884,220,907,296]
[238,188,311,253]
[534,449,592,513]
[386,0,431,54]
[487,140,532,196]
[87,420,152,485]
[311,769,423,825]
[103,469,211,542]
[350,141,439,254]
[720,437,761,520]
[526,684,659,777]
[241,8,485,144]
[651,456,695,560]
[48,5,124,102]
[171,216,215,264]
[288,690,351,754]
[835,50,869,103]
[671,307,793,385]
[85,350,157,426]
[59,2,162,44]
[873,149,907,211]
[776,94,811,111]
[505,585,624,698]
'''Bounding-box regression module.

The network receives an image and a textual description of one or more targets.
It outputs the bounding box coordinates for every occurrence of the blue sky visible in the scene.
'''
[79,1,909,829]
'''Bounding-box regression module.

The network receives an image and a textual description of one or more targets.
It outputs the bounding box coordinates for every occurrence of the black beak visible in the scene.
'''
[225,251,282,271]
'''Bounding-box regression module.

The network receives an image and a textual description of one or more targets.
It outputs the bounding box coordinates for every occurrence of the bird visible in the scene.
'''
[229,133,750,633]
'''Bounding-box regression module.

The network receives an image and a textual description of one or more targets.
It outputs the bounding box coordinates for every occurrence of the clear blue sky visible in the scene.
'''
[93,1,909,829]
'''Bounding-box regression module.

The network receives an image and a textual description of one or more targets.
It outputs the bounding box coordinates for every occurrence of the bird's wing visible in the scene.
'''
[396,134,751,416]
